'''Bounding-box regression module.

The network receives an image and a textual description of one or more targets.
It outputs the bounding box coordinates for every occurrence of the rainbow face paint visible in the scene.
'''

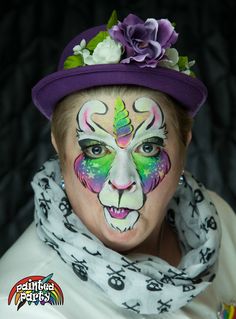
[74,140,115,193]
[113,97,133,148]
[74,97,171,232]
[132,140,171,194]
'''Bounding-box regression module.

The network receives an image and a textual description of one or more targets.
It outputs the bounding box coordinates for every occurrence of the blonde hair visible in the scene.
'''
[51,86,193,165]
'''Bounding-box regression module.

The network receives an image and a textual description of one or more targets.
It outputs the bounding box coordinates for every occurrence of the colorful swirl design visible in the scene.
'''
[113,97,133,148]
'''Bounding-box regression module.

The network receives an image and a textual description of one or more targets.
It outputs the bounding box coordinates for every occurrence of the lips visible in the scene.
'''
[104,206,140,232]
[106,206,132,219]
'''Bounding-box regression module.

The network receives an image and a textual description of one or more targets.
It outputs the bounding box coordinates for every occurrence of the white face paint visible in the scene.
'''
[74,97,170,233]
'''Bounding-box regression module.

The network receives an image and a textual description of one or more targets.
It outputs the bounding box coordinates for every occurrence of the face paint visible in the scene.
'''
[113,97,133,148]
[74,97,171,233]
[132,147,171,194]
[74,140,115,193]
[130,97,171,193]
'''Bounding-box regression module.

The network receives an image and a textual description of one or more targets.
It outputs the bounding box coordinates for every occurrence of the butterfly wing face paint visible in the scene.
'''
[132,149,170,193]
[74,149,115,193]
[74,97,171,233]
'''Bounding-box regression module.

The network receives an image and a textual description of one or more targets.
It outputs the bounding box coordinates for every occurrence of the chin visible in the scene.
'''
[100,211,144,251]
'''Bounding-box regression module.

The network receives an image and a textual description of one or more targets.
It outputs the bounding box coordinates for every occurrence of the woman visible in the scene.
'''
[0,12,235,318]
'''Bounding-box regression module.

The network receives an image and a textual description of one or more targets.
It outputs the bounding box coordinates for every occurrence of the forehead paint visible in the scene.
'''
[113,97,133,148]
[131,96,167,142]
[76,99,110,138]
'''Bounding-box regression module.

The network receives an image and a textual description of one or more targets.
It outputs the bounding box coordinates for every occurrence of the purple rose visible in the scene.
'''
[109,14,178,68]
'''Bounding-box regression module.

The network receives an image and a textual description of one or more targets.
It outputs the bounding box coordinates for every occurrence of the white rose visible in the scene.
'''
[158,48,180,71]
[84,36,122,65]
[73,39,86,55]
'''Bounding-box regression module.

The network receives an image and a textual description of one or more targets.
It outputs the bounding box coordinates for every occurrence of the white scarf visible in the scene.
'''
[32,158,221,315]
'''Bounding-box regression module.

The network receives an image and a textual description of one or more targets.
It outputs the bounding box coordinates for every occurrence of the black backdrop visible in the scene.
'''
[0,0,235,257]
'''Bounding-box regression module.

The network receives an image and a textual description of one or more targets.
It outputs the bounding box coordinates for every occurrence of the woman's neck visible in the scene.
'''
[122,221,182,267]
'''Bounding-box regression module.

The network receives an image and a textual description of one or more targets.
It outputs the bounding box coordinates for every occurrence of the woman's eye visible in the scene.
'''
[84,145,109,158]
[136,143,161,157]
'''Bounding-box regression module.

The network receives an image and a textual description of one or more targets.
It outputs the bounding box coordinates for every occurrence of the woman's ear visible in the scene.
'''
[186,130,192,147]
[182,130,192,168]
[51,132,58,153]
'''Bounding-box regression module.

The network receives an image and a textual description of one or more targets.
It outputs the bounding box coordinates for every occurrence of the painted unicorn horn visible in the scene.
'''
[113,97,133,148]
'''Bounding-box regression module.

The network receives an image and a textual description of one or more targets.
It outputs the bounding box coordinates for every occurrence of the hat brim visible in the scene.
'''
[32,63,207,119]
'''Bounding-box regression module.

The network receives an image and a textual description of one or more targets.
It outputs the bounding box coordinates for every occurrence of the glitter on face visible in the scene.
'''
[74,150,115,193]
[132,150,171,194]
[113,97,133,148]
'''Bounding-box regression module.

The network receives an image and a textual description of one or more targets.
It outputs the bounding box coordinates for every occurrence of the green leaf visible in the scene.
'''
[178,56,189,71]
[106,10,118,29]
[189,70,196,78]
[171,22,176,28]
[64,55,84,69]
[86,31,109,51]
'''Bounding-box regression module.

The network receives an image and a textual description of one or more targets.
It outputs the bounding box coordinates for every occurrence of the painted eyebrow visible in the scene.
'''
[78,139,107,150]
[136,136,164,147]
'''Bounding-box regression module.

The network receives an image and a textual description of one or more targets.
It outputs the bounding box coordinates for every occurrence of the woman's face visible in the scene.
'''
[55,91,188,252]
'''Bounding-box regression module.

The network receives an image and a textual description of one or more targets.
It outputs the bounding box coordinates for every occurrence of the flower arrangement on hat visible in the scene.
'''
[32,10,207,120]
[64,10,195,76]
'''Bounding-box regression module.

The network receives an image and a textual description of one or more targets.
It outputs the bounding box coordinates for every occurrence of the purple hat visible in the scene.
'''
[32,14,207,119]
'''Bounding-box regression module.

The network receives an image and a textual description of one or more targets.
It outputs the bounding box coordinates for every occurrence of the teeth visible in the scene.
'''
[104,207,140,233]
[109,207,127,215]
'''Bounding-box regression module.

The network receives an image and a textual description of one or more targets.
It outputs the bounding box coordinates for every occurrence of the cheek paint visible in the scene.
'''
[132,151,171,194]
[74,153,115,193]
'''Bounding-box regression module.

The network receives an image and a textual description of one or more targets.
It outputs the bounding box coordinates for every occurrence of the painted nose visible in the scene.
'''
[108,149,137,192]
[108,180,136,192]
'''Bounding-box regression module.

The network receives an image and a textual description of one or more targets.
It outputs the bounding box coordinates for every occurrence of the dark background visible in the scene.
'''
[0,0,235,257]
